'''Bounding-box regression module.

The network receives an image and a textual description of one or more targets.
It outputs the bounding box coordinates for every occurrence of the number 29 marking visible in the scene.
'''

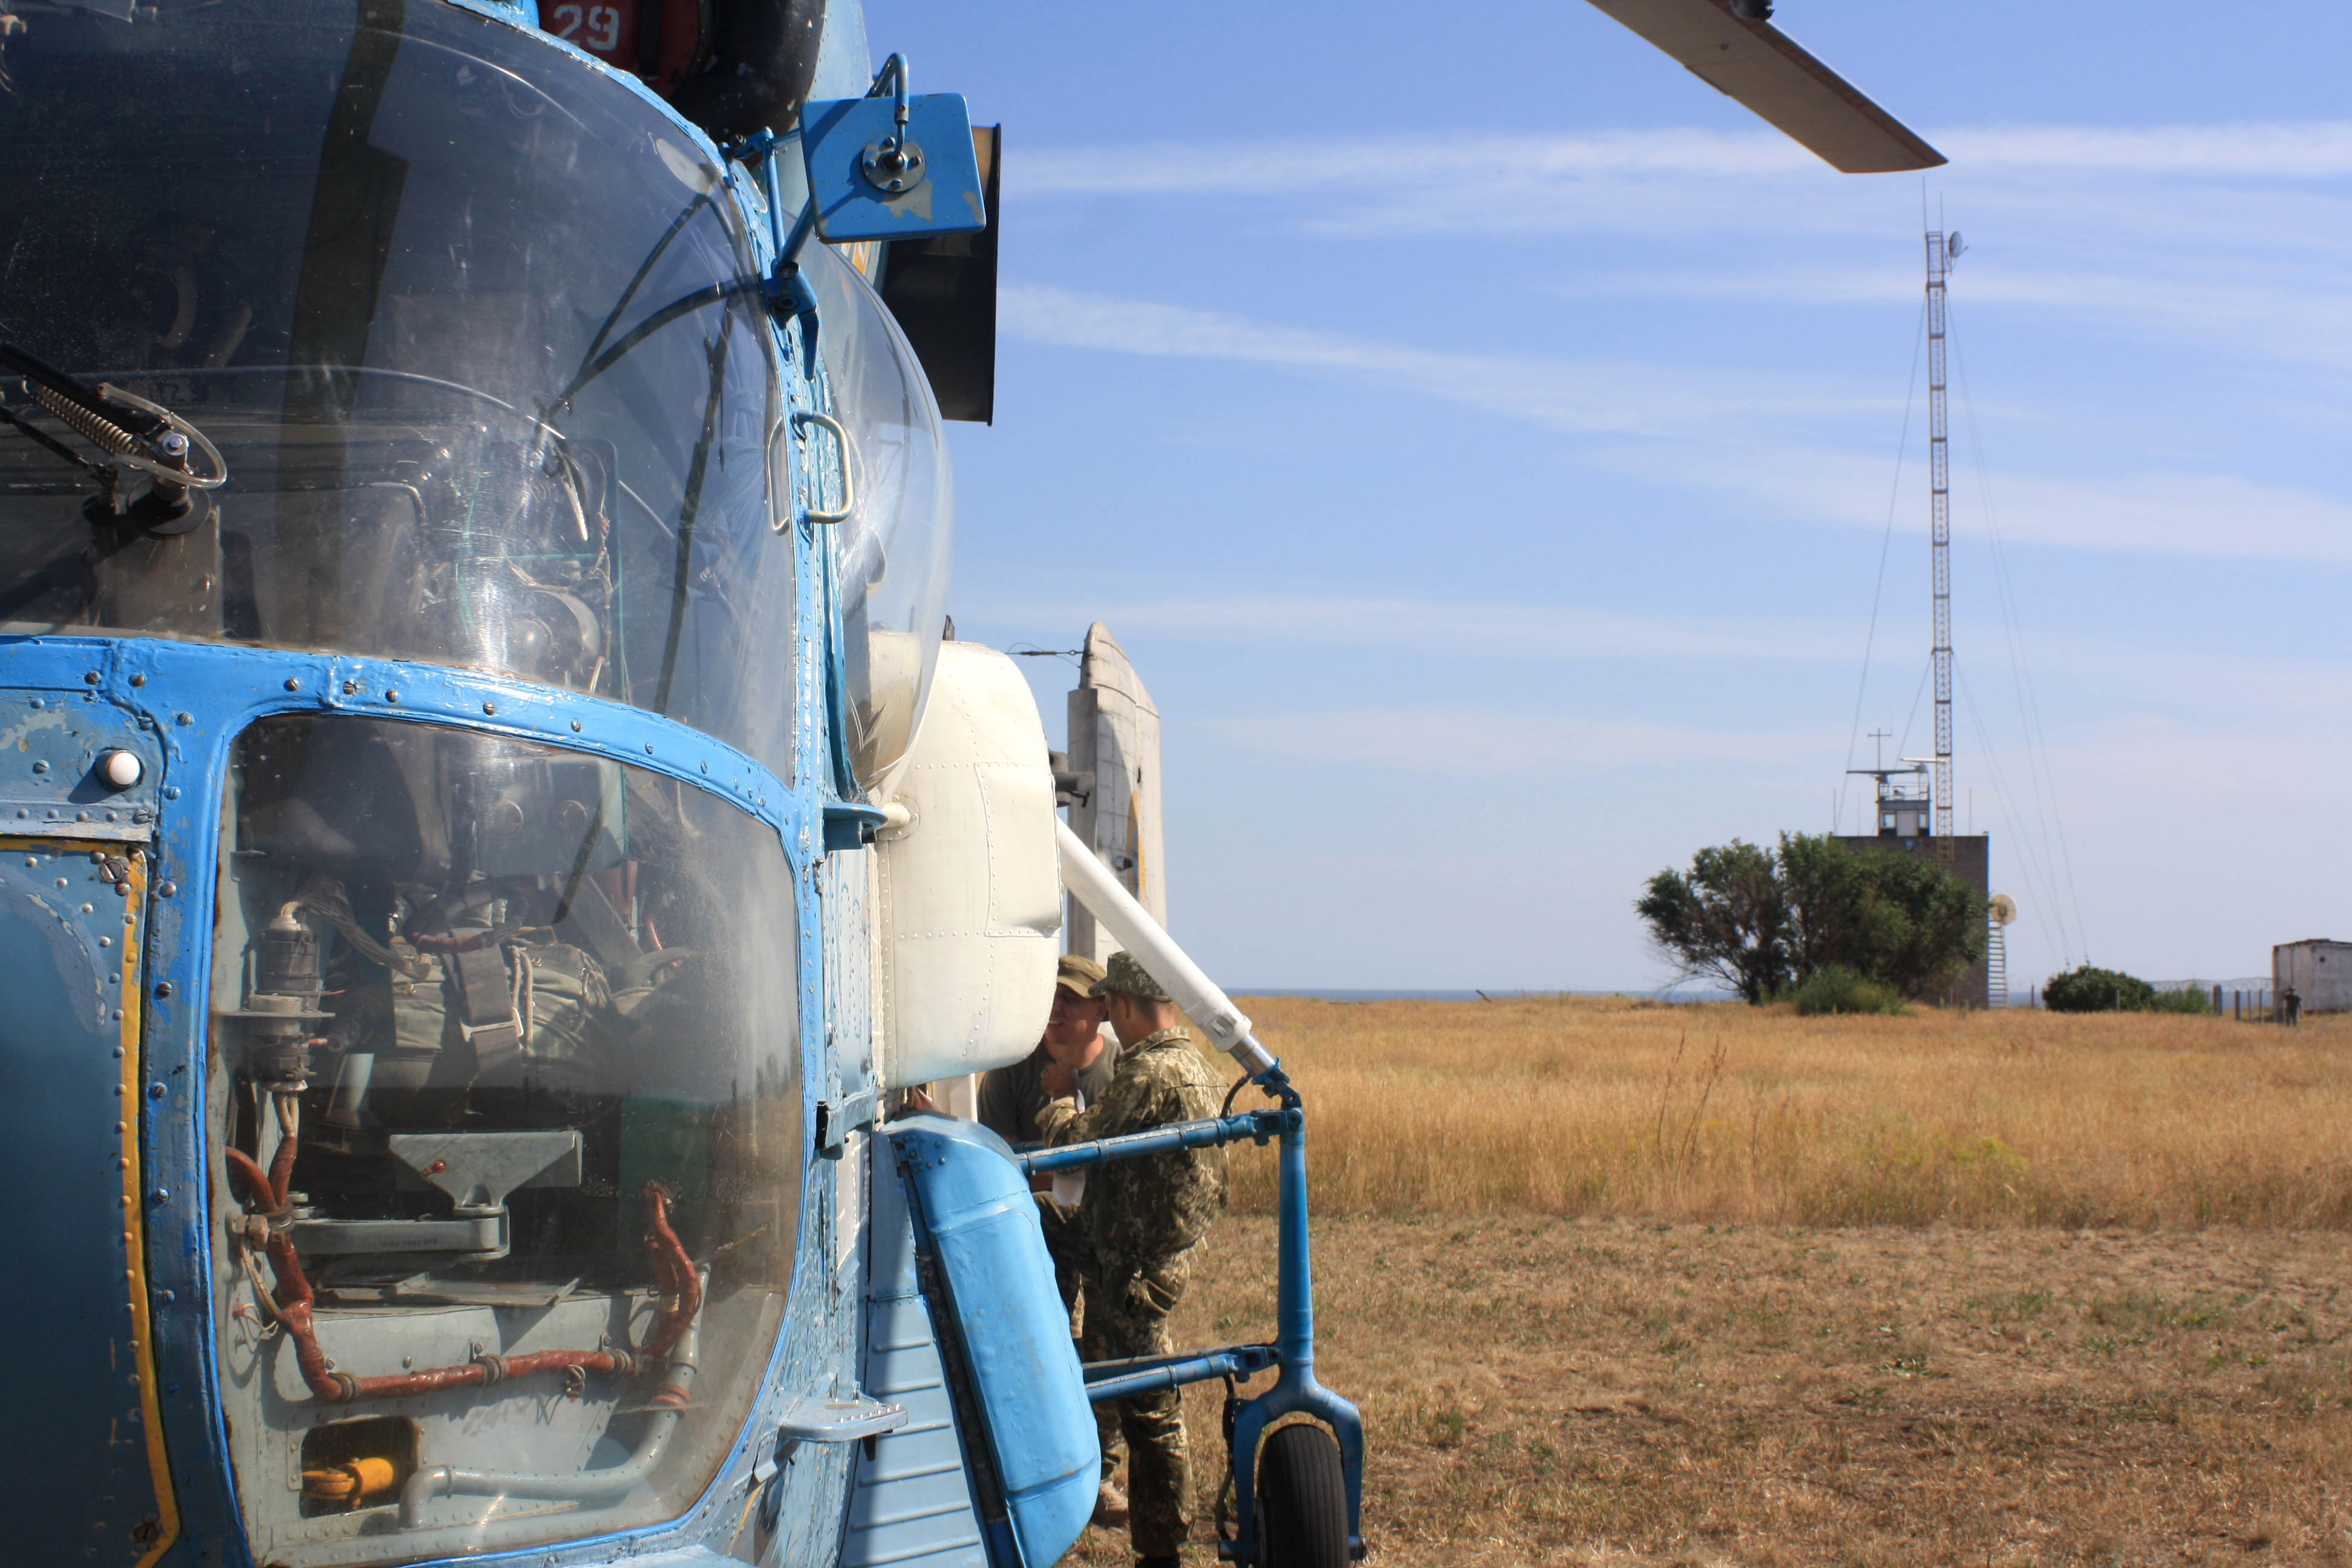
[550,4,624,55]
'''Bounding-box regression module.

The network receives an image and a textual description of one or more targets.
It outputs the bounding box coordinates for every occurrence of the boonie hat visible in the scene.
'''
[1053,953,1108,998]
[1091,950,1172,1002]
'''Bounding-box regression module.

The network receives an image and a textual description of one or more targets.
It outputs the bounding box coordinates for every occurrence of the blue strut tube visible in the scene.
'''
[1016,1074,1365,1561]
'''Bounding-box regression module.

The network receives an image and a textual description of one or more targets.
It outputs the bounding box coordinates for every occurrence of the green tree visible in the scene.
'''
[1635,838,1788,1003]
[1639,834,1987,1004]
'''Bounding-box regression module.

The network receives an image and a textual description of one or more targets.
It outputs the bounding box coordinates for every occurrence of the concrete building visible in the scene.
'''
[2273,939,2352,1014]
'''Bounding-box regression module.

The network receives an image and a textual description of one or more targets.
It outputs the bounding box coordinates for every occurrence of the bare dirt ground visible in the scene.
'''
[1069,1217,2352,1567]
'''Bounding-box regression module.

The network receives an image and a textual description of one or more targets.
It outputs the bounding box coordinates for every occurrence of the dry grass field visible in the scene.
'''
[1223,995,2352,1229]
[1062,998,2352,1567]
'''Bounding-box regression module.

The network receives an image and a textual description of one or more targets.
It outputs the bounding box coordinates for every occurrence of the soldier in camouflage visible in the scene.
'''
[1036,950,1230,1568]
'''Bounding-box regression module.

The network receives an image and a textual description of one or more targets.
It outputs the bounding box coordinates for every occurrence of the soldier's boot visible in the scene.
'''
[1093,1481,1129,1528]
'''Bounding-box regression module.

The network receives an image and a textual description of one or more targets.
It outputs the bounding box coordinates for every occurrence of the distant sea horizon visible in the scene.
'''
[1228,987,1736,1002]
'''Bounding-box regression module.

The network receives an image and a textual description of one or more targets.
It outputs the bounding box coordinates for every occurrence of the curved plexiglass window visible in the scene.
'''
[207,715,800,1565]
[802,241,953,791]
[0,0,795,780]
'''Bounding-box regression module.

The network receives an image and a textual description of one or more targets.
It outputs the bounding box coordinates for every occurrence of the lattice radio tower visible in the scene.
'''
[1925,224,1962,853]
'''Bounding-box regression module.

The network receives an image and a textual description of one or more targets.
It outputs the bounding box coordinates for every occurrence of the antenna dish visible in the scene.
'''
[1989,893,2016,926]
[1947,231,1965,262]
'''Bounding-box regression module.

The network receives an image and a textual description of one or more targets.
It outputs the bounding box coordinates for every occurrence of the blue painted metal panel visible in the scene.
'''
[0,839,169,1562]
[0,687,162,840]
[887,1117,1096,1568]
[840,1142,986,1568]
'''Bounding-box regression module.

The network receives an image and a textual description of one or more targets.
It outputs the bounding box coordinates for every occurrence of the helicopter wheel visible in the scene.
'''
[1255,1422,1348,1568]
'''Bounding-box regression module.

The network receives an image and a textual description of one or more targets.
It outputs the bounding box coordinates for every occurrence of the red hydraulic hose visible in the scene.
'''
[230,1151,702,1404]
[638,1184,701,1361]
[223,1148,277,1214]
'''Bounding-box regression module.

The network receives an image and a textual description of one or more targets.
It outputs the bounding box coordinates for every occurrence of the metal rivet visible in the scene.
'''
[158,1291,175,1307]
[645,743,655,755]
[483,701,497,716]
[83,671,99,685]
[129,674,146,687]
[28,698,42,710]
[165,787,180,800]
[570,720,582,733]
[155,982,171,998]
[284,678,301,692]
[150,1188,169,1205]
[385,690,399,703]
[174,713,192,726]
[146,1082,165,1100]
[157,880,176,898]
[30,760,47,775]
[342,681,359,696]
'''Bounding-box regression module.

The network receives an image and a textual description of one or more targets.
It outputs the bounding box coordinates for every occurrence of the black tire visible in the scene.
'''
[1256,1422,1349,1568]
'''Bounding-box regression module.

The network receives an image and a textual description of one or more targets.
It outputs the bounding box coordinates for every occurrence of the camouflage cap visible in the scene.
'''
[1090,949,1172,1002]
[1053,953,1109,998]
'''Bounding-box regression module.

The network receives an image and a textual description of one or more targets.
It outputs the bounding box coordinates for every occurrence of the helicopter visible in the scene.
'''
[0,2,1933,1567]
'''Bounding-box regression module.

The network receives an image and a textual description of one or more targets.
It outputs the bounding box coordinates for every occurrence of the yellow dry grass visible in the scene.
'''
[1220,996,2352,1229]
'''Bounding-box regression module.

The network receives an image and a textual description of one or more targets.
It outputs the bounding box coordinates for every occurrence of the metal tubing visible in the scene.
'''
[1016,1109,1294,1177]
[396,1289,702,1530]
[1083,1347,1278,1406]
[1226,1116,1367,1564]
[1055,821,1278,1079]
[1082,1344,1278,1387]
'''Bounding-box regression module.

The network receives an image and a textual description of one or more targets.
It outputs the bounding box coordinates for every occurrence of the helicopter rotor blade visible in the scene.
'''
[1583,0,1944,174]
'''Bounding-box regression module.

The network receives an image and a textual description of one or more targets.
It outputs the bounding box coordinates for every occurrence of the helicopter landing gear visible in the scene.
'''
[1255,1423,1348,1568]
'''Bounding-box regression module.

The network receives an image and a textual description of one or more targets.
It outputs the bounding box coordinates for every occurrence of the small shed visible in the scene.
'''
[2273,939,2352,1013]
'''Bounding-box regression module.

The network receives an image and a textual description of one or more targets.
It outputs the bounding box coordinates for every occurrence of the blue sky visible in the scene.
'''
[875,1,2352,992]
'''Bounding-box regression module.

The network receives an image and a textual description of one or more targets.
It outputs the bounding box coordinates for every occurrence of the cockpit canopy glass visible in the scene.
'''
[208,714,800,1564]
[0,0,797,781]
[802,241,953,792]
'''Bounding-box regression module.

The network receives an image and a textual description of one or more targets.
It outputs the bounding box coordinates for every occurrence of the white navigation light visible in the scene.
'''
[99,750,142,789]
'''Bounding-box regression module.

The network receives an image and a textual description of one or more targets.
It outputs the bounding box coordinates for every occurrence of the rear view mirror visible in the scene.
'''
[800,56,987,242]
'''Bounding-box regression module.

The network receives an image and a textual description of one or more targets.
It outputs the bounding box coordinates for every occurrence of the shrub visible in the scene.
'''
[2146,985,2215,1016]
[2042,965,2156,1013]
[1789,965,1905,1016]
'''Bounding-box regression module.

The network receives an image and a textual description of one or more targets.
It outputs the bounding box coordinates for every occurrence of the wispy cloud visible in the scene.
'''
[1011,122,2352,369]
[967,591,1857,664]
[999,285,2352,563]
[1215,709,1831,778]
[969,587,2352,717]
[1016,123,2352,198]
[999,283,1886,440]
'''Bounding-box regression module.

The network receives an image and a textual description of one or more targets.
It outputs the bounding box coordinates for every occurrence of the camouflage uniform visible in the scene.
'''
[1036,952,1230,1562]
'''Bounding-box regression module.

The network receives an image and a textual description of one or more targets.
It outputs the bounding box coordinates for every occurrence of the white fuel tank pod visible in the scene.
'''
[874,642,1063,1090]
